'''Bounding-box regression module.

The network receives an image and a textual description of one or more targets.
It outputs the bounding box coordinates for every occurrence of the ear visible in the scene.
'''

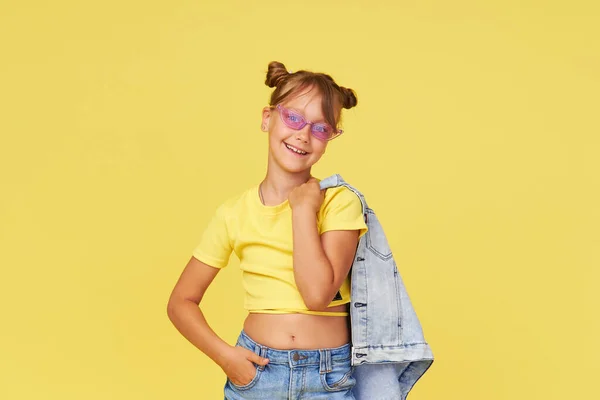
[261,106,272,132]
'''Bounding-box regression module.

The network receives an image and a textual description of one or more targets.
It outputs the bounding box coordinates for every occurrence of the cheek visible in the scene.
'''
[312,141,328,156]
[269,129,286,144]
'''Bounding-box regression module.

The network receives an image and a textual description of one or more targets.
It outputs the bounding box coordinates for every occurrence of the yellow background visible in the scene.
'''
[1,1,598,399]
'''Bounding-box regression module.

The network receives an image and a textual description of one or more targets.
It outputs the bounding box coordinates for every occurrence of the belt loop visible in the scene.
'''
[319,349,332,374]
[255,344,267,371]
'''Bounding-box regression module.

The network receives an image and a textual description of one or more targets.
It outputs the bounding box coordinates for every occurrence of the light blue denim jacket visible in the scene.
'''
[320,174,434,400]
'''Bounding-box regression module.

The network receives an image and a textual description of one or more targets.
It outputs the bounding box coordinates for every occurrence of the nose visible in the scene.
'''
[295,124,311,143]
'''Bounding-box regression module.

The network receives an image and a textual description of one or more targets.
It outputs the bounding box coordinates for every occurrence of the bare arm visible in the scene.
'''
[291,207,359,311]
[167,256,269,385]
[166,256,232,366]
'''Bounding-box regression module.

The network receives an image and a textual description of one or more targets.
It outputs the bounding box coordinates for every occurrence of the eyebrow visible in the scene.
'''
[287,107,327,123]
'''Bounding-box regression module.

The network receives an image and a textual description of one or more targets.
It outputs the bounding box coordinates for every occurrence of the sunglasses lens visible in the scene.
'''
[312,124,333,140]
[282,108,305,129]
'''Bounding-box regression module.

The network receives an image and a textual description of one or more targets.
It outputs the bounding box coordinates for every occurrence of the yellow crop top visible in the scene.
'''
[192,179,368,317]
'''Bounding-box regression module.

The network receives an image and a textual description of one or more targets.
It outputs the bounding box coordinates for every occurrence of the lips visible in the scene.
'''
[284,142,309,156]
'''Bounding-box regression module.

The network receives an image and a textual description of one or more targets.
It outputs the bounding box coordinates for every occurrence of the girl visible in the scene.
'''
[167,61,368,399]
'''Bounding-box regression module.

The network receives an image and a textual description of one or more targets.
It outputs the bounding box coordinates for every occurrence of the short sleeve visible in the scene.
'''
[319,187,368,239]
[192,204,233,268]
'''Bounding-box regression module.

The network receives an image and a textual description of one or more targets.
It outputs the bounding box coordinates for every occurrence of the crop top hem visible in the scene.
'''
[247,306,350,317]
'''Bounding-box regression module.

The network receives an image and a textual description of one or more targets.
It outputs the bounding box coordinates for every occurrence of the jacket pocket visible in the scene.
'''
[365,208,393,260]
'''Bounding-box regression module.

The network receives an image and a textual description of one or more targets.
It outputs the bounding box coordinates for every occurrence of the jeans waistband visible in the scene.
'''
[236,330,351,372]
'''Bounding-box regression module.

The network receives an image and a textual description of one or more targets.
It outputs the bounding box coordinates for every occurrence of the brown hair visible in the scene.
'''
[265,61,358,130]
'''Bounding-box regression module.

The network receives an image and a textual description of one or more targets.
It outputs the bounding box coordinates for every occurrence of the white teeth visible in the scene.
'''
[285,143,307,155]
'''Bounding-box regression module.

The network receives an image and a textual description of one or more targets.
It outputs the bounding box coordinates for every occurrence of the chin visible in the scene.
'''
[281,163,312,174]
[275,157,313,173]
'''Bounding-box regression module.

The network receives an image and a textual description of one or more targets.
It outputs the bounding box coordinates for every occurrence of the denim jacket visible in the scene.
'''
[320,174,434,400]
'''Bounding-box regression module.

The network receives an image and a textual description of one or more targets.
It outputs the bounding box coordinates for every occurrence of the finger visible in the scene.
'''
[246,350,269,365]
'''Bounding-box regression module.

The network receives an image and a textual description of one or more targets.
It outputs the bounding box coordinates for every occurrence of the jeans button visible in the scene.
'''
[292,352,299,361]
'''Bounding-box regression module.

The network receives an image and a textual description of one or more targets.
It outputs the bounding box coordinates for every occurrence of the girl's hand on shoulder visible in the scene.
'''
[288,177,325,213]
[220,345,269,387]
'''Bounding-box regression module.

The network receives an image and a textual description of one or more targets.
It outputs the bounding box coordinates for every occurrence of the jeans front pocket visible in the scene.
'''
[228,365,262,391]
[228,337,265,392]
[320,358,356,393]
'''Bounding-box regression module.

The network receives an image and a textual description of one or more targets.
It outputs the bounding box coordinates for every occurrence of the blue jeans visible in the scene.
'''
[224,330,356,399]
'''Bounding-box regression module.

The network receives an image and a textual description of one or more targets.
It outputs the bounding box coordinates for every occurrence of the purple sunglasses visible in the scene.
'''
[270,104,343,141]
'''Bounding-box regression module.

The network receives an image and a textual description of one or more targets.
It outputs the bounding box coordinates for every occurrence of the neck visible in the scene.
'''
[260,164,313,206]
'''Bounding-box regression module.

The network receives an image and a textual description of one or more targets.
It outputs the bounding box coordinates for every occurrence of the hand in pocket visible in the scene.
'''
[221,345,269,387]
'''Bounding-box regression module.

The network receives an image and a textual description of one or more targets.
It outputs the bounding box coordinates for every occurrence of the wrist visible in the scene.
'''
[213,343,236,368]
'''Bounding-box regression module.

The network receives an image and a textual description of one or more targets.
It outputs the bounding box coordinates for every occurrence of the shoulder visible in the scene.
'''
[322,185,362,211]
[213,185,256,218]
[318,185,364,223]
[317,182,368,237]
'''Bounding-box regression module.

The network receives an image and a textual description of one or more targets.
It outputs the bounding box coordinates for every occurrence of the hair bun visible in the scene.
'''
[340,86,358,109]
[265,61,290,88]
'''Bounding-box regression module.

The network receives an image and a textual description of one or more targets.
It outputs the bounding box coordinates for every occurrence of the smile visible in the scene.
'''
[284,142,308,155]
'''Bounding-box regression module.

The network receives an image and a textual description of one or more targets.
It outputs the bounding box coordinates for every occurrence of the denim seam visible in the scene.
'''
[394,261,403,344]
[357,343,430,349]
[301,365,307,396]
[364,245,370,349]
[287,362,293,399]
